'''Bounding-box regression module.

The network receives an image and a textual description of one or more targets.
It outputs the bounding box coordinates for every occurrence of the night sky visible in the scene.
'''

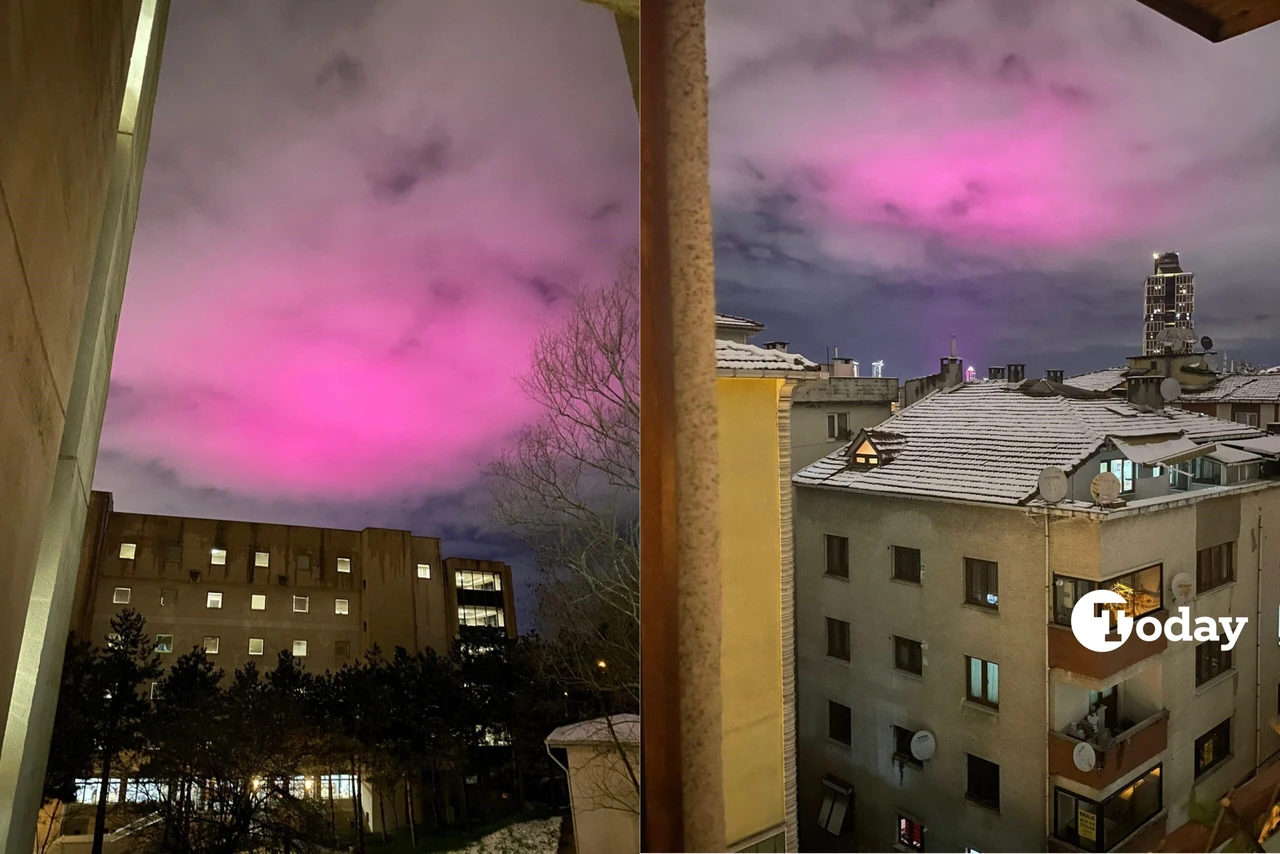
[708,0,1280,380]
[95,0,638,628]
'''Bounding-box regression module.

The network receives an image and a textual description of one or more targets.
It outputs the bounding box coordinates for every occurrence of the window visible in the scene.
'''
[455,570,502,590]
[817,776,852,836]
[149,682,159,700]
[296,554,311,570]
[248,638,264,656]
[894,726,921,770]
[897,816,925,852]
[894,636,923,675]
[251,594,266,611]
[119,543,136,559]
[1100,458,1135,493]
[165,544,182,563]
[337,557,351,573]
[1054,565,1162,626]
[964,558,998,609]
[335,640,351,660]
[254,551,270,568]
[828,700,852,745]
[824,535,849,579]
[826,618,850,661]
[292,640,308,657]
[156,634,174,654]
[851,439,879,468]
[335,598,349,615]
[827,411,850,439]
[161,588,176,607]
[1195,640,1233,686]
[966,754,1000,812]
[417,563,431,579]
[1054,766,1162,852]
[106,633,120,648]
[1197,541,1235,593]
[892,546,922,584]
[112,587,131,605]
[1236,411,1260,427]
[1195,719,1231,778]
[210,548,226,566]
[203,636,220,654]
[458,605,505,627]
[966,657,999,708]
[293,595,309,613]
[206,592,223,609]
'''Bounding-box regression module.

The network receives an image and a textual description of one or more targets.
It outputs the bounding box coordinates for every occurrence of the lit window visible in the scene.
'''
[149,682,159,700]
[119,543,137,560]
[458,605,505,627]
[852,439,879,468]
[251,594,266,610]
[455,570,502,591]
[203,636,220,654]
[898,816,925,852]
[966,656,999,708]
[248,637,264,656]
[210,548,226,566]
[293,640,308,657]
[417,563,431,579]
[106,633,120,648]
[335,599,349,615]
[206,592,223,609]
[254,551,270,568]
[156,635,174,654]
[337,557,351,573]
[113,587,132,605]
[293,596,309,613]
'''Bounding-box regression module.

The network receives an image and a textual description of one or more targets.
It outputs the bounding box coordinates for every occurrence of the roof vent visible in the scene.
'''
[1006,364,1026,383]
[1046,369,1064,384]
[988,366,1006,381]
[763,341,789,352]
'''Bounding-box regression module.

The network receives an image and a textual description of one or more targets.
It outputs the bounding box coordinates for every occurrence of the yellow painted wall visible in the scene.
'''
[716,377,786,846]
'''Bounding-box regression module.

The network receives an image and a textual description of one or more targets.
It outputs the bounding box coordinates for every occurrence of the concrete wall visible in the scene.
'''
[0,2,169,848]
[794,489,1055,853]
[566,743,640,854]
[716,377,789,849]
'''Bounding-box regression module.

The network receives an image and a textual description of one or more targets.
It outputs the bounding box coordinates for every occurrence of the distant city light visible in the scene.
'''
[965,366,977,382]
[872,360,885,378]
[851,361,860,378]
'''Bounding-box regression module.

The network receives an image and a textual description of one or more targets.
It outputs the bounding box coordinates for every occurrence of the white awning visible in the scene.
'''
[1111,435,1214,467]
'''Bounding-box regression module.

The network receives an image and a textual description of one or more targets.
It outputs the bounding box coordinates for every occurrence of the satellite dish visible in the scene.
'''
[1038,467,1068,504]
[1205,352,1222,372]
[1159,377,1182,402]
[910,730,936,762]
[1201,336,1214,352]
[1171,572,1195,606]
[1073,742,1097,773]
[1154,327,1196,352]
[1090,472,1122,505]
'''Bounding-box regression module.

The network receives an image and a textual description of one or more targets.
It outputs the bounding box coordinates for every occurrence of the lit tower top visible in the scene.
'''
[1142,251,1195,356]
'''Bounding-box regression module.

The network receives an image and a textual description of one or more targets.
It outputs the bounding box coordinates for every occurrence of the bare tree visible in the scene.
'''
[486,251,639,714]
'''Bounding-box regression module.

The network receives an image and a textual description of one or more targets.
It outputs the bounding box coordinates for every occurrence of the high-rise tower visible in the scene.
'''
[1143,252,1196,355]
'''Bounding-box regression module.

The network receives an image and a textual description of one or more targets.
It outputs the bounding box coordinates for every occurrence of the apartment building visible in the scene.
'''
[72,492,516,677]
[1179,374,1280,431]
[793,375,1280,852]
[791,364,898,473]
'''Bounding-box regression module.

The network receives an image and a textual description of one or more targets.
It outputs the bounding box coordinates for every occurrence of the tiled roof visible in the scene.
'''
[716,340,819,374]
[794,381,1262,505]
[545,714,640,747]
[1180,373,1280,402]
[714,312,765,331]
[1064,367,1128,392]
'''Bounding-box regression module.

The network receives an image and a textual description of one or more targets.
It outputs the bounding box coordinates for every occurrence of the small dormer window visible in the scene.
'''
[852,439,880,468]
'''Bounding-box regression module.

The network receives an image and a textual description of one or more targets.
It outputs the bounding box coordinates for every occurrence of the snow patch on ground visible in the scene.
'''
[447,816,562,854]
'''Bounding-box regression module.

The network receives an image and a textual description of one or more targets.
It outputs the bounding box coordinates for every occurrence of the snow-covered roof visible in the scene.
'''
[545,714,640,747]
[1065,367,1128,393]
[1181,374,1280,403]
[794,381,1264,505]
[1222,435,1280,458]
[714,313,765,332]
[716,340,819,375]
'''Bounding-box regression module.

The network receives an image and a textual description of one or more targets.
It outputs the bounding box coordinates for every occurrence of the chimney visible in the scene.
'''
[1006,364,1026,383]
[831,357,855,378]
[1127,375,1164,410]
[763,341,789,352]
[940,356,964,390]
[1046,369,1064,384]
[988,366,1006,381]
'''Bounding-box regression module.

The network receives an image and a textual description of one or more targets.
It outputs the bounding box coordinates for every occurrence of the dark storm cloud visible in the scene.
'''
[707,0,1280,378]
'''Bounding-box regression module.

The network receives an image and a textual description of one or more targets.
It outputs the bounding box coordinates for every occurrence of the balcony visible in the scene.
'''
[1049,710,1168,790]
[1048,612,1168,681]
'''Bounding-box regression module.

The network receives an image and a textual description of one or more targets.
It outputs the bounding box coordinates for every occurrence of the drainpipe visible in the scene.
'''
[1044,510,1053,842]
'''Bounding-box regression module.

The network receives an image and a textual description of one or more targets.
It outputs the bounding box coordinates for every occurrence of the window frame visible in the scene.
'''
[292,640,308,657]
[964,558,999,610]
[203,636,220,654]
[417,563,431,579]
[206,591,223,609]
[897,815,925,852]
[112,587,132,605]
[892,546,922,584]
[119,543,137,560]
[966,754,1000,812]
[826,617,851,661]
[1053,765,1162,852]
[1197,541,1236,593]
[337,557,351,573]
[1195,640,1233,686]
[250,593,266,611]
[1053,565,1163,627]
[894,726,922,770]
[824,534,850,579]
[254,551,270,568]
[210,548,227,566]
[155,634,174,654]
[335,598,350,615]
[293,595,309,614]
[894,636,924,676]
[160,588,177,607]
[817,777,852,836]
[248,637,264,656]
[828,700,852,746]
[966,656,999,709]
[826,411,851,440]
[1195,719,1231,779]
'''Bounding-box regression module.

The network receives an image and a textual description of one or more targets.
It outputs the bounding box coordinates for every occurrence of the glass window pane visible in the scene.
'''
[986,662,999,704]
[969,657,981,697]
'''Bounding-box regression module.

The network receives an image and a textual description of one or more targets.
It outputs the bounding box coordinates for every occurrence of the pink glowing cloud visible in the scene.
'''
[99,0,636,504]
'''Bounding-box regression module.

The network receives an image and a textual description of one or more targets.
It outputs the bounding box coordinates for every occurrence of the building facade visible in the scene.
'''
[1143,252,1196,356]
[73,492,516,678]
[794,377,1280,852]
[790,371,898,474]
[1179,374,1280,431]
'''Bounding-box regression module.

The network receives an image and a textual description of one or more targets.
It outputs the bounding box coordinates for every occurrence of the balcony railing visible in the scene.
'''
[1049,710,1168,790]
[1048,611,1168,680]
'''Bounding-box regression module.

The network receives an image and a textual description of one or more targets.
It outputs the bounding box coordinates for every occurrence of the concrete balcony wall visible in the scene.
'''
[1049,619,1168,681]
[1049,710,1169,791]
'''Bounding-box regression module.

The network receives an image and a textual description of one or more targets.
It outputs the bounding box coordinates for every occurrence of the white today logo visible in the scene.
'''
[1070,589,1247,653]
